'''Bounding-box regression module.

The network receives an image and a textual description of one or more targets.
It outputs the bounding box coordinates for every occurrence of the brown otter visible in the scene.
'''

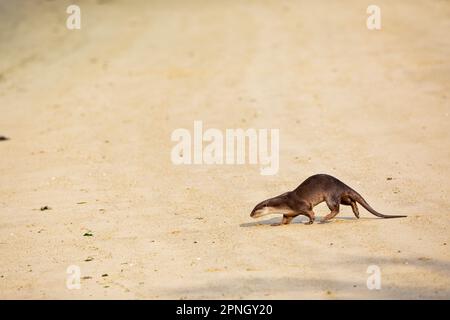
[250,174,406,226]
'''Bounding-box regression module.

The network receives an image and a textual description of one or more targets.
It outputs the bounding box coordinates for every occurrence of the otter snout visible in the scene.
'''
[250,204,269,218]
[250,209,262,218]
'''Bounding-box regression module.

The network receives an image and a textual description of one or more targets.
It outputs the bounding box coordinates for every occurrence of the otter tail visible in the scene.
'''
[350,190,406,219]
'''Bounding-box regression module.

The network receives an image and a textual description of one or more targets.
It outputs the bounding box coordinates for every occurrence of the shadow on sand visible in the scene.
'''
[240,215,379,227]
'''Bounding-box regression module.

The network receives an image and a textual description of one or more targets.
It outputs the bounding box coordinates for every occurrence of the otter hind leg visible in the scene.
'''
[341,197,360,219]
[323,197,340,222]
[350,201,359,218]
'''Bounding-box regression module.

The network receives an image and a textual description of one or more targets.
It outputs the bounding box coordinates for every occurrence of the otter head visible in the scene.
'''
[250,193,292,218]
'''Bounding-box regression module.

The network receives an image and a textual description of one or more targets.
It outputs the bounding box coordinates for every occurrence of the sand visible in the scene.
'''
[0,0,449,299]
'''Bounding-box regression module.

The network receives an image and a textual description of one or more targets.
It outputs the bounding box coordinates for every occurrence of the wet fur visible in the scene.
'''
[250,174,406,225]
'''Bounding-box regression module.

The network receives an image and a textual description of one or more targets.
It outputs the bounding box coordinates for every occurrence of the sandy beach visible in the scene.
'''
[0,0,449,299]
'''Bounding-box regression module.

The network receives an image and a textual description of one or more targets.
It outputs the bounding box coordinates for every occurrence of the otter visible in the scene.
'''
[250,174,406,226]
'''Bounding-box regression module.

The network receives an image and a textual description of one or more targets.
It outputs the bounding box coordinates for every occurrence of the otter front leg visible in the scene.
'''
[290,201,315,225]
[271,215,294,226]
[302,210,315,225]
[282,215,295,225]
